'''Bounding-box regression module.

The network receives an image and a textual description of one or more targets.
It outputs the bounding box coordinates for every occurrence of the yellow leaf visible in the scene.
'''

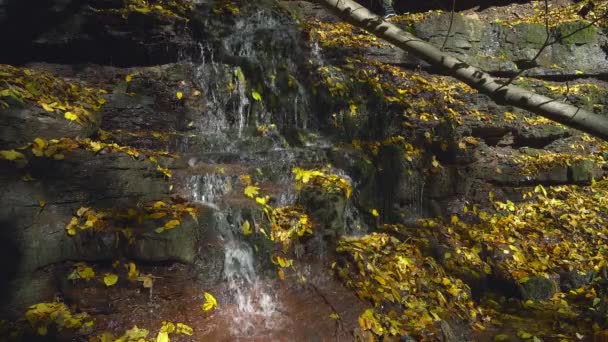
[193,90,201,97]
[277,256,293,268]
[39,200,46,207]
[103,273,118,286]
[163,219,180,230]
[125,73,138,82]
[0,150,25,160]
[156,331,169,342]
[39,102,54,112]
[161,322,175,334]
[244,185,259,198]
[202,292,217,311]
[122,326,149,340]
[53,153,64,160]
[33,137,48,150]
[251,90,262,101]
[153,201,166,209]
[176,323,193,336]
[255,196,267,205]
[176,91,183,100]
[127,262,139,280]
[374,275,386,285]
[432,155,440,168]
[64,112,78,121]
[370,209,379,217]
[157,165,172,177]
[329,313,340,320]
[242,220,252,235]
[89,141,104,152]
[69,263,95,280]
[150,212,167,219]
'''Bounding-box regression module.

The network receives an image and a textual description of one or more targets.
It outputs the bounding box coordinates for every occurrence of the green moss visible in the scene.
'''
[524,24,549,45]
[557,20,598,45]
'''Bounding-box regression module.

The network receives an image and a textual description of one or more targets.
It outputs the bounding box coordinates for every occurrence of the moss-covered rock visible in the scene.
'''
[557,21,598,45]
[517,276,558,301]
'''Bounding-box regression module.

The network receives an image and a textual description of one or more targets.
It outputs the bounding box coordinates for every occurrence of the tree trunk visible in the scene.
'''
[314,0,608,140]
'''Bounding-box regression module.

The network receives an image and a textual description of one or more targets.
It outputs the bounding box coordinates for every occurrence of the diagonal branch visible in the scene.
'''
[314,0,608,141]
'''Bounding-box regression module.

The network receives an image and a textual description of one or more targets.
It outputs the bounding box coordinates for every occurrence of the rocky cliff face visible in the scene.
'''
[1,0,607,340]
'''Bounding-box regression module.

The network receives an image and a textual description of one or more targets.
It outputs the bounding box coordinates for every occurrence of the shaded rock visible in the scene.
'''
[517,275,558,301]
[130,217,200,264]
[0,151,172,269]
[298,187,347,237]
[0,0,195,65]
[0,100,101,149]
[0,266,58,319]
[559,270,595,292]
[536,165,569,184]
[569,159,603,183]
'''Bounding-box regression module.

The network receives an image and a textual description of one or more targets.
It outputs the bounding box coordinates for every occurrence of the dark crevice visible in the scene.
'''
[0,0,197,66]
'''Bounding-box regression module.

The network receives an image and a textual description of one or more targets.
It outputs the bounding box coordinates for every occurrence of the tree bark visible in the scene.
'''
[314,0,608,140]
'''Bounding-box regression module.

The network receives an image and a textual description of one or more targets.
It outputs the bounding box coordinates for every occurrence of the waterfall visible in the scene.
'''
[187,170,281,337]
[218,213,280,336]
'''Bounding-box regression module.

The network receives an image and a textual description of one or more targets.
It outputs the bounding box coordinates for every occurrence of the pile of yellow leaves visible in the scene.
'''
[512,150,604,176]
[305,20,385,50]
[502,0,608,27]
[90,321,193,342]
[212,0,240,16]
[0,65,106,124]
[293,167,352,199]
[25,302,93,337]
[0,136,175,178]
[270,206,313,251]
[411,179,608,284]
[99,129,178,143]
[352,135,423,163]
[66,261,154,290]
[347,58,473,126]
[335,233,483,338]
[96,0,193,20]
[65,199,197,236]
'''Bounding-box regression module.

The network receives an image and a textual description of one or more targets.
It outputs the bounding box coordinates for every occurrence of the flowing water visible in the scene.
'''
[177,5,363,338]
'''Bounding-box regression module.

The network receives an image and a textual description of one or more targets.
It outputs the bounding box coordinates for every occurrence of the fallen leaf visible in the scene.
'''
[202,292,217,311]
[103,273,118,286]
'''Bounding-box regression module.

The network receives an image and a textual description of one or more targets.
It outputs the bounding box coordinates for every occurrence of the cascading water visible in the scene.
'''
[218,213,280,337]
[179,4,332,337]
[187,169,282,337]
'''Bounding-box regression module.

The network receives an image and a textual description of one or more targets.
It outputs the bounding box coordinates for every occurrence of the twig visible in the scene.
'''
[441,0,457,51]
